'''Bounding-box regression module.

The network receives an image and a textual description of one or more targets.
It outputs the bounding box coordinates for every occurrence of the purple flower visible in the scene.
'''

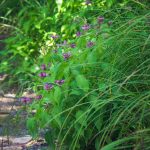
[41,64,46,70]
[35,95,42,100]
[70,43,76,48]
[39,72,47,77]
[44,83,53,90]
[51,34,59,39]
[20,97,32,103]
[63,52,71,60]
[97,16,104,24]
[81,24,90,31]
[87,41,94,48]
[55,80,65,85]
[85,0,91,5]
[76,31,81,37]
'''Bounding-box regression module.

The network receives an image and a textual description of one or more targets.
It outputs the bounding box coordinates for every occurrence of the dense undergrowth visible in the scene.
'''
[0,0,150,149]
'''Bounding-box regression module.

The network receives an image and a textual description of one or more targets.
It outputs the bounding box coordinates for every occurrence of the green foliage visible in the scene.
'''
[27,7,149,150]
[1,0,150,149]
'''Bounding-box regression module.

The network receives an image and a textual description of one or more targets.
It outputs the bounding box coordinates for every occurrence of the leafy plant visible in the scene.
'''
[25,4,150,149]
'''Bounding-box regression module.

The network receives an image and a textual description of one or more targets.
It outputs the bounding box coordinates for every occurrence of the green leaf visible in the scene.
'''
[27,118,38,137]
[106,0,116,8]
[95,137,100,150]
[76,37,86,48]
[76,75,89,92]
[101,137,135,150]
[61,25,68,32]
[71,69,80,76]
[94,116,103,131]
[54,87,62,104]
[87,49,98,63]
[99,82,108,91]
[39,111,49,127]
[70,89,81,96]
[45,131,55,150]
[75,110,87,127]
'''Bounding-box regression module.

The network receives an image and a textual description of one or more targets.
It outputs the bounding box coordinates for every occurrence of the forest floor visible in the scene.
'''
[0,78,48,150]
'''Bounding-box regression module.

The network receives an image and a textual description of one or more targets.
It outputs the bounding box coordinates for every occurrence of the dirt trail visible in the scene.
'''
[0,94,48,150]
[0,94,28,149]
